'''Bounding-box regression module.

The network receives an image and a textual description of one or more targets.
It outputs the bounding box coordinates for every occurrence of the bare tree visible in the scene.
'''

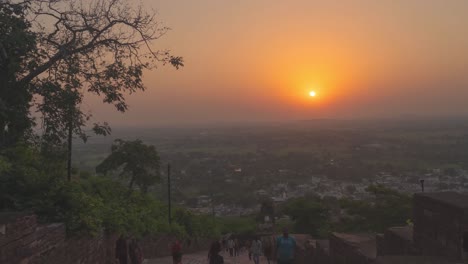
[6,0,183,179]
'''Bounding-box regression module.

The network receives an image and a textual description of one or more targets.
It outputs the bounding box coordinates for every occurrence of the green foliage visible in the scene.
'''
[37,81,89,145]
[52,175,157,235]
[0,143,229,239]
[63,175,224,237]
[0,155,11,174]
[278,186,411,237]
[96,139,160,192]
[217,216,257,236]
[173,208,221,238]
[274,217,295,233]
[57,182,105,235]
[0,143,65,211]
[0,0,210,240]
[0,141,414,239]
[336,184,412,233]
[0,2,36,148]
[61,174,227,237]
[282,197,330,237]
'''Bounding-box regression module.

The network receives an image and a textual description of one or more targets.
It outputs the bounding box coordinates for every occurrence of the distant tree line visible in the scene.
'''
[278,185,412,238]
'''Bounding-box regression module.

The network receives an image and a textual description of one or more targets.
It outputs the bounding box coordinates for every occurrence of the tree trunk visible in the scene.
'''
[67,111,73,181]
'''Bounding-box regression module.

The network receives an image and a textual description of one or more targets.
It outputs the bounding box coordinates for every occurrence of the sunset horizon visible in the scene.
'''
[3,1,468,263]
[78,0,468,127]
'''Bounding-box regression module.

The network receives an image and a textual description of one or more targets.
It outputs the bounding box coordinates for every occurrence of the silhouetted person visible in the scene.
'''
[171,240,183,264]
[276,228,296,264]
[263,237,273,264]
[234,238,240,256]
[251,236,263,264]
[222,239,226,251]
[246,239,252,260]
[227,238,234,257]
[208,241,224,264]
[129,237,143,264]
[116,235,128,264]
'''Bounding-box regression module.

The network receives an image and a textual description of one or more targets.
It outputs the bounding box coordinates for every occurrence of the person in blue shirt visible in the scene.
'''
[276,228,296,264]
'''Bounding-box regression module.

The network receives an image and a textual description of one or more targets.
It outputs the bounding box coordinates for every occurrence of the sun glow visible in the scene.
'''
[309,91,317,97]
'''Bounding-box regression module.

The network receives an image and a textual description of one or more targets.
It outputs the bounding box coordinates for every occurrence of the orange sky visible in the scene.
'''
[86,0,468,126]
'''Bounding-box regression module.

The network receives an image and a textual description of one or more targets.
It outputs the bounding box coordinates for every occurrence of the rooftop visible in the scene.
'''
[415,192,468,209]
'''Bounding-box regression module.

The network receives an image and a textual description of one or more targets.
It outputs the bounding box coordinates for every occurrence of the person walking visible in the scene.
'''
[128,237,143,264]
[222,239,227,252]
[170,240,183,264]
[227,238,235,257]
[208,241,224,264]
[251,236,263,264]
[246,239,252,260]
[262,237,273,264]
[116,235,128,264]
[234,238,240,256]
[276,228,296,264]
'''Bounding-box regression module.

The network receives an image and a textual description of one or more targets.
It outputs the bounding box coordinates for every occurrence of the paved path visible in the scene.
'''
[145,250,275,264]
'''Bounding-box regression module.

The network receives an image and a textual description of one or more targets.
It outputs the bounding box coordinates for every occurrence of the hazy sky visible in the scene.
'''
[86,0,468,126]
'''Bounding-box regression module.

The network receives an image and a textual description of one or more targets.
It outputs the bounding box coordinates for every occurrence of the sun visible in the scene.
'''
[309,91,317,97]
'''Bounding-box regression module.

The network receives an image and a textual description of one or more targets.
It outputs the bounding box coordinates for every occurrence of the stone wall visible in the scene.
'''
[0,212,118,264]
[0,212,213,264]
[290,234,313,264]
[0,213,67,264]
[314,239,331,264]
[34,232,118,264]
[377,226,419,256]
[413,192,468,261]
[329,233,376,264]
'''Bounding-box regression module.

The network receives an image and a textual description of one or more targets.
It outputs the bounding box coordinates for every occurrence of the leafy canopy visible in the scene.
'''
[1,0,183,147]
[0,2,37,147]
[96,139,160,192]
[337,184,412,233]
[282,196,330,237]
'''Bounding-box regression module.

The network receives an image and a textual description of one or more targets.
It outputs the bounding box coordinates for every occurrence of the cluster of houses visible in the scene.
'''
[253,168,468,202]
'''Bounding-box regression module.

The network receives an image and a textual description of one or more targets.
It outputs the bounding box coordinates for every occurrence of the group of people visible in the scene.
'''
[115,235,144,264]
[225,237,241,256]
[115,236,184,264]
[248,237,264,264]
[209,228,297,264]
[115,228,296,264]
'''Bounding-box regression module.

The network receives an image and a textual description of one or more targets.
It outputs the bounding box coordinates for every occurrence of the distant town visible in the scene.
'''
[73,119,468,217]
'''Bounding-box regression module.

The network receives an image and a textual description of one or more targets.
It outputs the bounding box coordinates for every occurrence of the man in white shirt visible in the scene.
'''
[251,237,263,264]
[227,238,235,257]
